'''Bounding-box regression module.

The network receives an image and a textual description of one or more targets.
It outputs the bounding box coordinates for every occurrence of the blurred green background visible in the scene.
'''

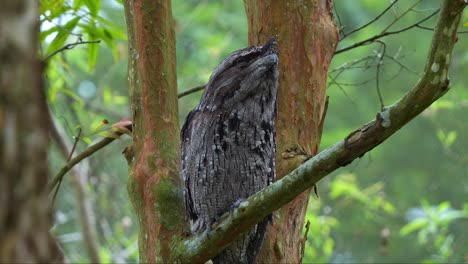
[40,0,468,263]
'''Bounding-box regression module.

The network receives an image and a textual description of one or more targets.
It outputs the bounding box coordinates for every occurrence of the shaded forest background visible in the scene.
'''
[42,0,468,263]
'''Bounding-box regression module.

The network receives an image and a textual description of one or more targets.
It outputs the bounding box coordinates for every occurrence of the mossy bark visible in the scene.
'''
[123,0,185,262]
[244,0,339,262]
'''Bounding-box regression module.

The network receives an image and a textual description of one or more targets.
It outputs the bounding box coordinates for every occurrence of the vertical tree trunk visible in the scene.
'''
[123,0,184,263]
[244,1,339,262]
[0,0,63,262]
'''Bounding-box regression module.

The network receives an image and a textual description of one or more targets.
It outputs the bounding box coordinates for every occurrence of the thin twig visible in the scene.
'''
[341,0,400,40]
[383,54,419,75]
[48,129,127,192]
[49,113,101,263]
[178,84,206,98]
[52,128,82,204]
[380,0,422,33]
[416,25,468,33]
[374,40,386,110]
[44,40,101,61]
[68,128,82,161]
[333,3,344,37]
[335,9,439,55]
[299,220,311,264]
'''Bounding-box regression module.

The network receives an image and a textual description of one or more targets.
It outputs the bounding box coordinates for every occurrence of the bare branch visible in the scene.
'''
[380,0,422,33]
[52,127,82,204]
[178,84,206,98]
[48,128,129,192]
[174,1,464,262]
[49,114,101,263]
[44,39,101,61]
[374,40,386,110]
[335,9,439,55]
[341,0,400,40]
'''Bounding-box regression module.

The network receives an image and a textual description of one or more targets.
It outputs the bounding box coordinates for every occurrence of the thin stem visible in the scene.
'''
[341,0,400,40]
[335,9,439,55]
[44,40,101,61]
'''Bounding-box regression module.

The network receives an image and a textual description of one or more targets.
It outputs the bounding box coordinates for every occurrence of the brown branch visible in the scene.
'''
[335,9,439,55]
[340,0,400,40]
[174,1,464,262]
[178,84,206,98]
[48,129,127,192]
[49,114,101,263]
[44,40,101,61]
[52,127,82,204]
[374,40,386,110]
[380,0,422,33]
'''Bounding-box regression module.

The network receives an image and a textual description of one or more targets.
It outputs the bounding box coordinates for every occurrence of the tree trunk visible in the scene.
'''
[244,1,339,262]
[0,0,64,262]
[123,0,184,263]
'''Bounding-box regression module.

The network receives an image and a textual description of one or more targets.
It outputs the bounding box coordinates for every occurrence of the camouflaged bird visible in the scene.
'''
[181,38,279,264]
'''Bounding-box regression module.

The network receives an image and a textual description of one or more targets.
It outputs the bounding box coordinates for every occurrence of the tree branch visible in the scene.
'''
[49,113,101,263]
[44,39,101,61]
[178,84,206,98]
[335,9,439,55]
[340,0,400,40]
[174,0,465,262]
[48,128,129,192]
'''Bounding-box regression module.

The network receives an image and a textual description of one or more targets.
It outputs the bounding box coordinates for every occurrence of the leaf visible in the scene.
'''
[464,22,468,27]
[400,218,427,236]
[40,26,59,42]
[82,136,92,145]
[46,17,81,55]
[40,0,66,17]
[73,0,84,10]
[98,131,121,139]
[83,0,101,16]
[445,131,457,148]
[93,119,110,132]
[83,19,99,71]
[98,28,119,61]
[88,41,98,72]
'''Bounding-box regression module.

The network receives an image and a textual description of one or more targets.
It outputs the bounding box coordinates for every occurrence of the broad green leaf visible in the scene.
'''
[40,0,65,16]
[83,0,101,16]
[82,136,92,145]
[88,39,99,71]
[73,0,84,10]
[400,218,427,236]
[46,4,71,20]
[45,17,81,55]
[439,210,468,222]
[98,28,119,61]
[445,131,457,148]
[40,26,59,42]
[56,86,83,105]
[94,16,127,40]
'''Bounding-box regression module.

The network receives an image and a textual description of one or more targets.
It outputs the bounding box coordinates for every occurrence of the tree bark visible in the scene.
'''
[244,1,339,262]
[0,0,64,262]
[123,0,184,263]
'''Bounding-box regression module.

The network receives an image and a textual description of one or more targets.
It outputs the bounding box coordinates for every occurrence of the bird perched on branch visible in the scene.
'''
[181,37,279,264]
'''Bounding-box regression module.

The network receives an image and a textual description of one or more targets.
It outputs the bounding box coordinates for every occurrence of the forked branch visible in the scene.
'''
[174,1,465,262]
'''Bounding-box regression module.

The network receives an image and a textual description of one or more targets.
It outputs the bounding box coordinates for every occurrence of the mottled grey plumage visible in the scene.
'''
[181,38,279,264]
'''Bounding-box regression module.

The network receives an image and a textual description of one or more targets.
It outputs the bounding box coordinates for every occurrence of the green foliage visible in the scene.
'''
[400,201,468,263]
[40,0,125,66]
[41,0,468,263]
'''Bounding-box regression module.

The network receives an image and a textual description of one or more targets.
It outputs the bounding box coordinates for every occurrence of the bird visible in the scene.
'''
[181,37,279,264]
